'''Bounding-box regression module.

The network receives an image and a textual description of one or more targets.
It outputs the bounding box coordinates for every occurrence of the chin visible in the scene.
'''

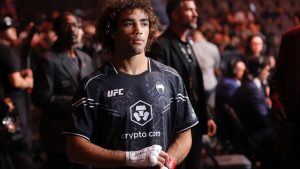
[132,46,145,54]
[189,23,197,30]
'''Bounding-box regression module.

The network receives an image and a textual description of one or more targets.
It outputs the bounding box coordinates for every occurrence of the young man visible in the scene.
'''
[148,1,217,169]
[64,1,199,169]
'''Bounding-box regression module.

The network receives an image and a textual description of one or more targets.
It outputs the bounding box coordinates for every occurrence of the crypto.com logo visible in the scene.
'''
[130,100,153,126]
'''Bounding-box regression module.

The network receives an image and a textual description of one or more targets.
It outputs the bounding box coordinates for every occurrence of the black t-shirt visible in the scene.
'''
[65,58,198,168]
[0,44,21,95]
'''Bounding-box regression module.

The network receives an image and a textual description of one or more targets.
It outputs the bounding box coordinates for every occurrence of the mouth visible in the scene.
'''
[132,38,144,45]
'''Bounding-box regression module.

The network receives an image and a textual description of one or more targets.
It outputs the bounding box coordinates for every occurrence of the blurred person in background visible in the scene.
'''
[243,34,267,63]
[270,26,300,169]
[149,1,217,169]
[192,28,221,113]
[32,12,94,169]
[0,15,35,169]
[231,57,284,169]
[214,58,246,151]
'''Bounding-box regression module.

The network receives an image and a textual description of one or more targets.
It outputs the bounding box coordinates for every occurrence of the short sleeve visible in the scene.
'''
[64,82,96,141]
[171,75,199,133]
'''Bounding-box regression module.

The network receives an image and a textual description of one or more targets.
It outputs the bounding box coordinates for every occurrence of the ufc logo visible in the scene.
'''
[107,88,124,97]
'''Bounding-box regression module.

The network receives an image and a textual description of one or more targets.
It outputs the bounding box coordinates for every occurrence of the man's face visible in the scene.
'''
[114,9,149,56]
[61,15,81,45]
[175,1,198,29]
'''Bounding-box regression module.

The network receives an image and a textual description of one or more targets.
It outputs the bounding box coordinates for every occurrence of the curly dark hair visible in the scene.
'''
[96,0,159,54]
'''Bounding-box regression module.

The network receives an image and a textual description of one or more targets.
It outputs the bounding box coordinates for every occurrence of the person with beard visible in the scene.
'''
[32,12,94,169]
[64,1,199,169]
[148,1,217,169]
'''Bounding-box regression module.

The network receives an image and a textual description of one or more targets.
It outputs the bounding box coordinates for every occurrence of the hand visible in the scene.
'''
[21,68,33,77]
[21,68,34,91]
[265,97,272,108]
[4,98,14,113]
[25,76,34,93]
[126,145,168,168]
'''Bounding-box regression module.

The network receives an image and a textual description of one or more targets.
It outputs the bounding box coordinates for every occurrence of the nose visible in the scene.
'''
[193,9,198,17]
[71,25,79,33]
[134,23,142,35]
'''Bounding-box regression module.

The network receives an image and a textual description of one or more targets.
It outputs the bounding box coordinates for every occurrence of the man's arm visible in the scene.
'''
[66,135,126,167]
[166,129,192,166]
[66,135,168,168]
[9,70,33,90]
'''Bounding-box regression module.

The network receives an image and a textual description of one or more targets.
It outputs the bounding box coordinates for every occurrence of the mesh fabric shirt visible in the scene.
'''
[66,58,199,169]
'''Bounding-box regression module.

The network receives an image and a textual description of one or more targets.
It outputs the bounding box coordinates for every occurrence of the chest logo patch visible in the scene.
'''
[130,100,153,126]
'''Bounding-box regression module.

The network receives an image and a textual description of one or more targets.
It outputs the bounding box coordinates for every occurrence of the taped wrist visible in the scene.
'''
[165,159,176,169]
[126,145,162,167]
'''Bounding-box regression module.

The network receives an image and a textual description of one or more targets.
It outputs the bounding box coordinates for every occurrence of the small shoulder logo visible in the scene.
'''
[156,84,165,93]
[107,88,124,97]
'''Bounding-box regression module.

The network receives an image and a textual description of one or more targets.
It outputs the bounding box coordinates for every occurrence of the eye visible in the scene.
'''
[141,21,149,27]
[123,21,133,27]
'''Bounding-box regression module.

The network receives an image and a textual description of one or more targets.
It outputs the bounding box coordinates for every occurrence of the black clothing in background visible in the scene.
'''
[0,44,31,148]
[148,28,212,169]
[33,49,94,153]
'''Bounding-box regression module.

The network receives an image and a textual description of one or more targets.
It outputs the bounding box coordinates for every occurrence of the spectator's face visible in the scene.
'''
[2,27,17,43]
[235,61,246,80]
[250,36,264,56]
[175,1,198,29]
[114,9,149,56]
[61,15,81,45]
[258,65,270,82]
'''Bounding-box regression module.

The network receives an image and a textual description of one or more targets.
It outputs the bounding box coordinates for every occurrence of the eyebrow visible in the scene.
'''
[121,18,149,23]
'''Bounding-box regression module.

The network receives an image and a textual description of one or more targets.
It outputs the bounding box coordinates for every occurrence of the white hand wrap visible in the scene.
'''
[126,145,162,167]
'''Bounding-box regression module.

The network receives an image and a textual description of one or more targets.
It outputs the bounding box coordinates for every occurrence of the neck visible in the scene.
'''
[170,24,190,42]
[65,47,76,58]
[111,53,148,75]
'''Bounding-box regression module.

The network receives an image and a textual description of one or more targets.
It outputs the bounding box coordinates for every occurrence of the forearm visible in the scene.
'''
[66,135,126,168]
[9,72,33,89]
[166,129,192,164]
[66,135,166,168]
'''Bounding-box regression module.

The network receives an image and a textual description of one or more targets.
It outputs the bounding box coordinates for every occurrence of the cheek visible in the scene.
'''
[262,71,269,78]
[145,30,150,38]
